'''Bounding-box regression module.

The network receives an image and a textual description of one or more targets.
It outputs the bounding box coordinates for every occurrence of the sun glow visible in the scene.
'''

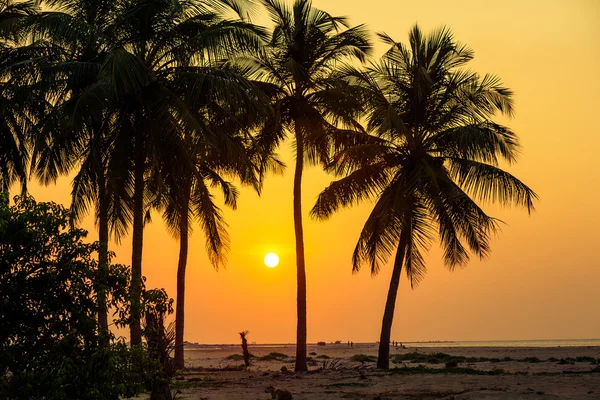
[264,253,279,268]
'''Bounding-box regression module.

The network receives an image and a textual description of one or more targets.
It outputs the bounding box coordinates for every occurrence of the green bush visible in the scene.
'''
[391,352,467,365]
[257,352,288,361]
[0,195,169,399]
[350,354,377,363]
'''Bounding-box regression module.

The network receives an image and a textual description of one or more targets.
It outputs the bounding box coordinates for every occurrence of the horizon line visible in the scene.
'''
[181,338,600,347]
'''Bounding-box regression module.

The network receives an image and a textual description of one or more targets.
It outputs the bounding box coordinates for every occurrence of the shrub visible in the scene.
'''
[257,352,288,361]
[523,357,542,363]
[0,195,171,400]
[350,354,377,363]
[224,354,248,361]
[391,352,467,365]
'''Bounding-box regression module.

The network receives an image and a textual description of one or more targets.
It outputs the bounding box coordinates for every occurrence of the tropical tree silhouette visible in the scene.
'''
[54,0,271,345]
[157,66,276,369]
[311,25,537,369]
[242,0,371,371]
[0,0,41,194]
[32,0,273,354]
[31,0,124,338]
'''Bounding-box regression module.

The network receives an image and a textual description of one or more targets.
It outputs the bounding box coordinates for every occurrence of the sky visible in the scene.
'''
[27,0,600,344]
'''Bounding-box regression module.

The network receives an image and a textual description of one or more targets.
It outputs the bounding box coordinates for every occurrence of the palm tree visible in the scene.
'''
[242,0,371,371]
[30,0,125,337]
[93,0,268,345]
[0,0,41,194]
[157,66,275,369]
[34,0,268,347]
[311,25,538,369]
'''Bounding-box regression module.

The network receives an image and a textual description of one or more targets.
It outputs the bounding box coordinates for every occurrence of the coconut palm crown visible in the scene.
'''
[242,0,372,371]
[312,25,537,369]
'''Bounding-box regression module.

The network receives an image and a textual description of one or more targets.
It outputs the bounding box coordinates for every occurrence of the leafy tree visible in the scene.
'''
[31,0,127,339]
[143,0,275,367]
[245,0,371,371]
[85,0,268,345]
[0,194,140,399]
[159,112,265,370]
[0,0,42,193]
[312,25,537,369]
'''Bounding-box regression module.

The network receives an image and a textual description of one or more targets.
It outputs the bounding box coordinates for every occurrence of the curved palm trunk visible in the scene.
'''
[130,133,145,346]
[377,237,407,369]
[174,186,191,370]
[293,128,308,372]
[97,177,109,342]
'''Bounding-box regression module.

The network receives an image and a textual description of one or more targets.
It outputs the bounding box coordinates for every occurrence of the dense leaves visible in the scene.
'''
[0,194,157,399]
[312,25,537,369]
[239,0,372,372]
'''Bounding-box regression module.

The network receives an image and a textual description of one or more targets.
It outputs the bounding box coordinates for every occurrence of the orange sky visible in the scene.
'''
[26,0,600,344]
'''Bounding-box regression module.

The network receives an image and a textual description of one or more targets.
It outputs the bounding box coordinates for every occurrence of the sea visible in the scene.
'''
[394,339,600,348]
[187,339,600,350]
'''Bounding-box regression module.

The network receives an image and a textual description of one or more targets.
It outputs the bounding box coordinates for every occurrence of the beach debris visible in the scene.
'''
[265,385,293,399]
[240,331,251,367]
[280,366,288,373]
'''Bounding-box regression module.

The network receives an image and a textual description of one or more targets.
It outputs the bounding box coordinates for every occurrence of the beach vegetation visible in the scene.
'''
[350,354,378,363]
[257,352,289,361]
[0,195,172,399]
[311,24,537,369]
[241,0,372,372]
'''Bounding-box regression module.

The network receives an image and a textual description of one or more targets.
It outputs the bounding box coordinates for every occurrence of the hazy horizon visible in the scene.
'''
[22,0,600,345]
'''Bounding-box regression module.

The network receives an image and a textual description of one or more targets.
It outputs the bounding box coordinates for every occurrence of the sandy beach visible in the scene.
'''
[152,343,600,399]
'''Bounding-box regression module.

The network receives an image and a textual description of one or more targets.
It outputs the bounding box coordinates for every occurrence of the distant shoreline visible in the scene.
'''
[183,338,600,349]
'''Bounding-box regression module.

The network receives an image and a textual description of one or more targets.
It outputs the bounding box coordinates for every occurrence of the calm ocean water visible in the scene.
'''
[400,339,600,348]
[189,339,600,350]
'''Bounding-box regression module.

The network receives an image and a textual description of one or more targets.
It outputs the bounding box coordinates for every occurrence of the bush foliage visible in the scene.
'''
[0,195,169,399]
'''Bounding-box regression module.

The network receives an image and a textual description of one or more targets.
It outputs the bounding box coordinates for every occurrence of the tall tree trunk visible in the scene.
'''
[174,186,190,370]
[377,236,407,369]
[97,176,109,342]
[130,132,145,346]
[293,127,308,372]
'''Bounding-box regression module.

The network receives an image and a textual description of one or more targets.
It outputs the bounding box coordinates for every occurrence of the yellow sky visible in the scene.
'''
[27,0,600,344]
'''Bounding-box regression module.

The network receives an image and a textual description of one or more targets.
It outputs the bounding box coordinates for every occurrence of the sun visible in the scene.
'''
[264,253,279,268]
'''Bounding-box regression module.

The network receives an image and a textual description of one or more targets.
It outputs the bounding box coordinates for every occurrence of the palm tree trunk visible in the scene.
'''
[174,186,191,370]
[97,177,109,342]
[293,127,308,372]
[130,133,145,346]
[376,238,407,369]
